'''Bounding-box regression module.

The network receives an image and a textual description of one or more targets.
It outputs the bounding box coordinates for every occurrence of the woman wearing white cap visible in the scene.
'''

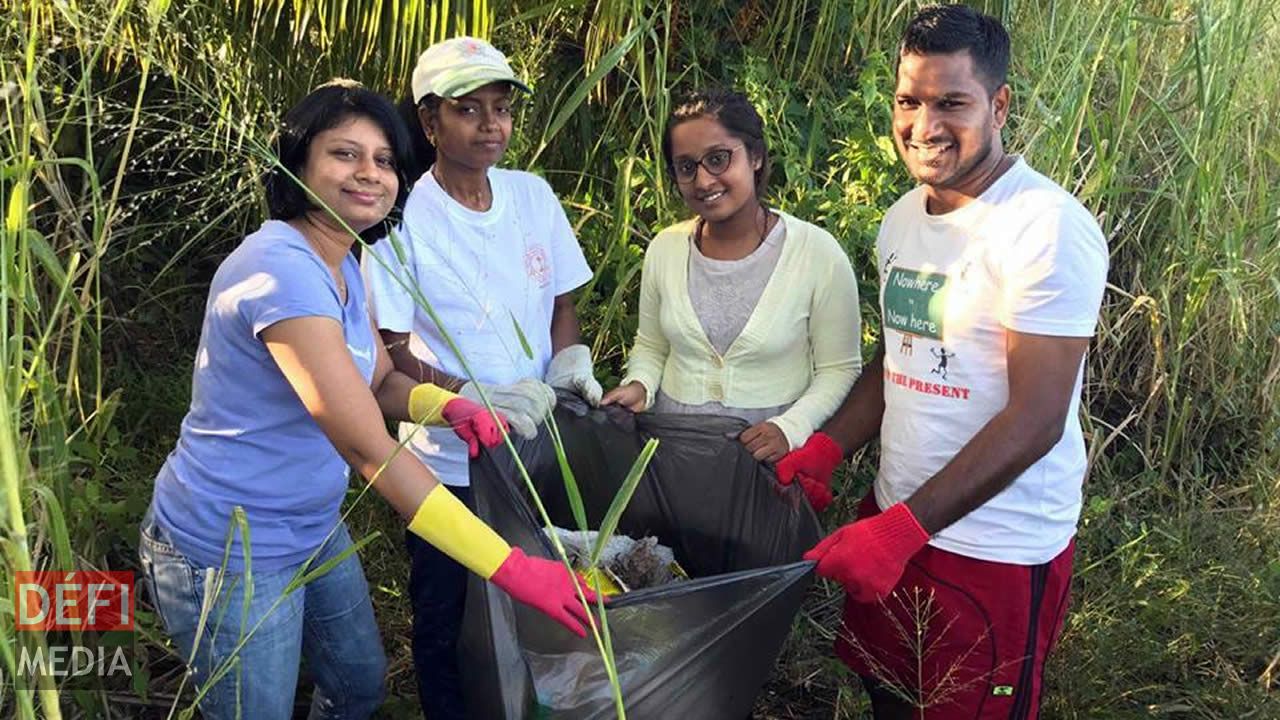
[361,37,600,718]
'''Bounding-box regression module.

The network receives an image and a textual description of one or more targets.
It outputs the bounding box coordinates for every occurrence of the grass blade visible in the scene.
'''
[546,414,588,531]
[529,21,646,166]
[287,531,382,593]
[509,309,535,360]
[590,438,658,567]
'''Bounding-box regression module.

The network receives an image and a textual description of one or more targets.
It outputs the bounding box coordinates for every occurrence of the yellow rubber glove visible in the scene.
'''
[407,383,460,426]
[407,485,599,636]
[408,484,511,578]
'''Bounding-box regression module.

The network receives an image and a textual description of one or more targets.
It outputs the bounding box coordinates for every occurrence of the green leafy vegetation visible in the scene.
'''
[2,0,1277,717]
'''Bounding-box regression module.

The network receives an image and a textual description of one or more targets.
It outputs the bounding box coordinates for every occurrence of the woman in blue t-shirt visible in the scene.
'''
[140,81,598,719]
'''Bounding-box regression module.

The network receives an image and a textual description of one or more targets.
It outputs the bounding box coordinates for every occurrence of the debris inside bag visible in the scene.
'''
[546,528,690,595]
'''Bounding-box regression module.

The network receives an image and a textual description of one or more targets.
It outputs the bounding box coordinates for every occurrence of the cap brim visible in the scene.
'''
[439,73,531,99]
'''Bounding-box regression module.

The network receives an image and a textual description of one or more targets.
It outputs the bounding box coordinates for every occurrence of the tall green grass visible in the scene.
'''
[1003,2,1280,715]
[2,0,1278,716]
[4,0,659,715]
[1,0,158,715]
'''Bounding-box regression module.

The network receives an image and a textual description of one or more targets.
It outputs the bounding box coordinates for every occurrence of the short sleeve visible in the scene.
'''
[999,205,1108,337]
[361,222,418,332]
[875,219,890,285]
[231,246,342,337]
[538,178,593,295]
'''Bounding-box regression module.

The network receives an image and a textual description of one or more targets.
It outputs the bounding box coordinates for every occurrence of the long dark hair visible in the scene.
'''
[661,88,772,199]
[264,80,412,244]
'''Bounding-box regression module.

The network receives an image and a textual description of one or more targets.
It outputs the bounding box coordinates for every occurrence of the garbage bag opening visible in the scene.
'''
[461,392,823,720]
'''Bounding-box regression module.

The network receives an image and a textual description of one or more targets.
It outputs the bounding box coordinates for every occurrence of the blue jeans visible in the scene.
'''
[139,512,387,719]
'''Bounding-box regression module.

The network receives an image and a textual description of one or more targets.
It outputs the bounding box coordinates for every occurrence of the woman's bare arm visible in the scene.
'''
[261,316,437,519]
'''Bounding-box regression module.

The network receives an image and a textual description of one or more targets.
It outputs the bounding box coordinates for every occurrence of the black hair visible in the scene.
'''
[397,94,436,187]
[661,88,772,199]
[264,80,412,243]
[899,4,1010,94]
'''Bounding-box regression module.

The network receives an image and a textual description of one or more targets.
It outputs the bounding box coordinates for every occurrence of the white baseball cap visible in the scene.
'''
[410,37,531,104]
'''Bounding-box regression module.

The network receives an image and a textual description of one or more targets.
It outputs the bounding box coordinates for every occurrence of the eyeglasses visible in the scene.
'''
[671,145,743,184]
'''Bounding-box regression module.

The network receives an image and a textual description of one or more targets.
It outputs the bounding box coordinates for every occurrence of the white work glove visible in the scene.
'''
[544,344,603,407]
[460,378,556,439]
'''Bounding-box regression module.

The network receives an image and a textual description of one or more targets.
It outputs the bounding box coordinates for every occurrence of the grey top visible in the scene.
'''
[653,217,792,425]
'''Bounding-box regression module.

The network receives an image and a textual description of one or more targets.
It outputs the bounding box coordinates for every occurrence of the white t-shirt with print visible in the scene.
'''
[874,158,1108,565]
[362,167,593,486]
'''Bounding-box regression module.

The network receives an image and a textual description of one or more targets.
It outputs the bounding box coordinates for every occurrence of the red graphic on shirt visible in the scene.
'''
[525,244,551,288]
[885,367,971,400]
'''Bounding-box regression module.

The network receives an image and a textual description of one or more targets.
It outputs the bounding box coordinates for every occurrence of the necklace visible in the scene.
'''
[696,206,773,257]
[333,269,347,300]
[433,165,492,211]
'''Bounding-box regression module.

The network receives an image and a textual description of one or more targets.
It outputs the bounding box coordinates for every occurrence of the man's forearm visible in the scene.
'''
[904,405,1065,534]
[904,330,1090,535]
[820,345,886,456]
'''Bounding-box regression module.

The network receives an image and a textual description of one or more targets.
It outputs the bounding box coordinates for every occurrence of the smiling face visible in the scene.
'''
[300,115,399,233]
[893,51,1009,204]
[421,82,514,172]
[667,115,762,224]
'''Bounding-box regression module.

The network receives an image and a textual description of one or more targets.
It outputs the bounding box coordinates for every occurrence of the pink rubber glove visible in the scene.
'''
[803,503,930,603]
[489,548,600,637]
[775,432,843,512]
[442,397,509,458]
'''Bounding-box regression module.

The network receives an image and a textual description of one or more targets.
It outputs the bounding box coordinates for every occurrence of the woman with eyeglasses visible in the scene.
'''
[602,89,862,512]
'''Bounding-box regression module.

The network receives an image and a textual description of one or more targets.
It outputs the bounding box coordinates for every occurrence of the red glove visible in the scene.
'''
[796,476,833,513]
[775,432,843,512]
[442,397,508,458]
[489,548,600,637]
[803,503,930,603]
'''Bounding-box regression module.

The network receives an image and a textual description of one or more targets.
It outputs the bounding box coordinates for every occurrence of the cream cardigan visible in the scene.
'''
[621,211,862,449]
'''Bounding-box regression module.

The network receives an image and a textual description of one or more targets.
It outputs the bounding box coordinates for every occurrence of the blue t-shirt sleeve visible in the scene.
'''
[217,244,343,337]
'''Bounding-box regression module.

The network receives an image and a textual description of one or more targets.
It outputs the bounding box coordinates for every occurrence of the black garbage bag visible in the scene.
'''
[460,392,823,719]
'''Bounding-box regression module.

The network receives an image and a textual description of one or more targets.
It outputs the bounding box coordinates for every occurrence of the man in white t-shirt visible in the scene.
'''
[776,6,1107,718]
[361,38,597,719]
